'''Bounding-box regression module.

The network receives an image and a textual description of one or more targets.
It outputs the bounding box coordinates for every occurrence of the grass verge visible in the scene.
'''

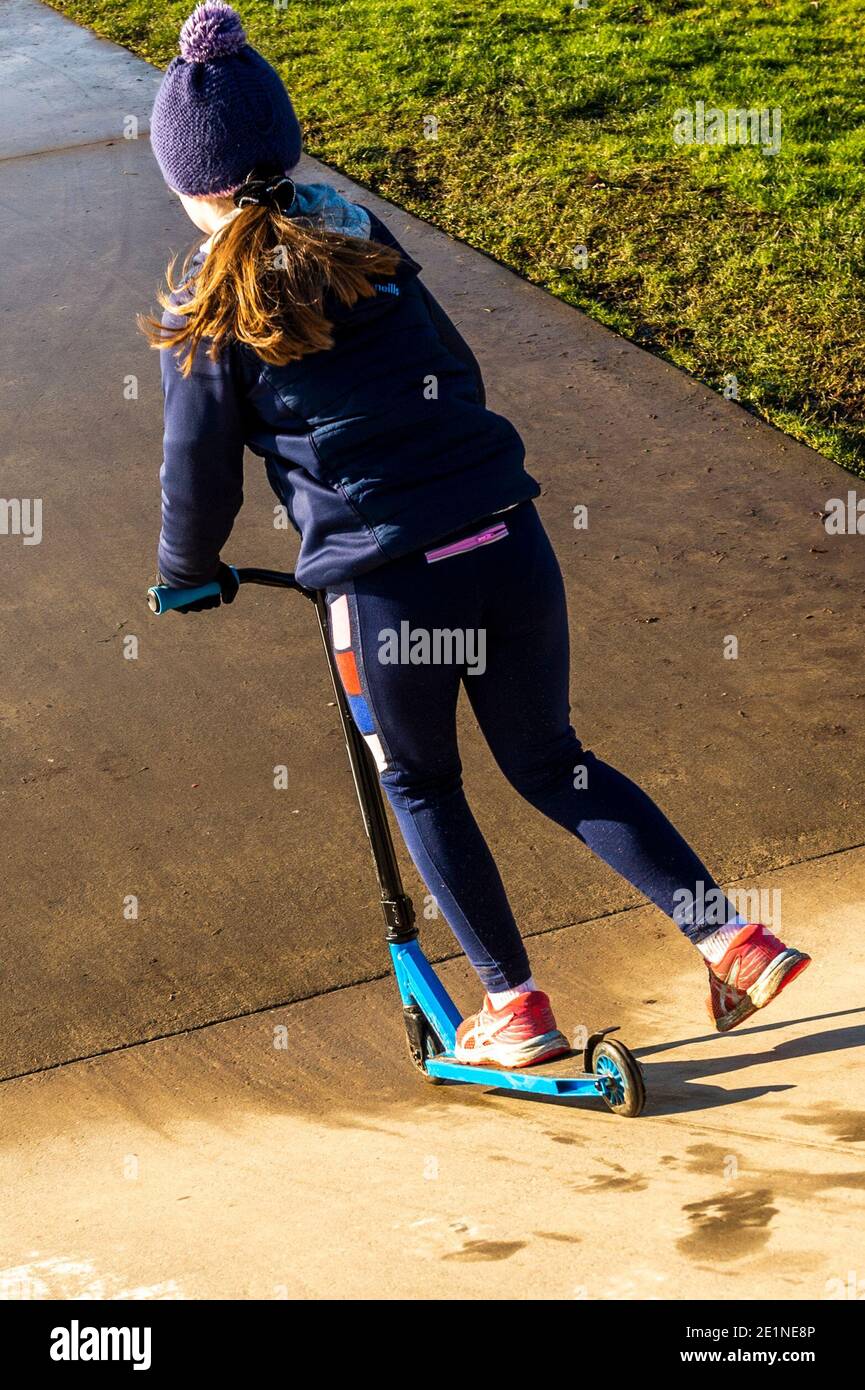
[48,0,865,474]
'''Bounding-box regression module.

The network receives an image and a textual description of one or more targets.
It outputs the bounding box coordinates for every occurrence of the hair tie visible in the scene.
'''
[233,171,296,213]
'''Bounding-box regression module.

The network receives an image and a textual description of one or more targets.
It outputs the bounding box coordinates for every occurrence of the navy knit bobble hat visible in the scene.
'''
[150,2,302,197]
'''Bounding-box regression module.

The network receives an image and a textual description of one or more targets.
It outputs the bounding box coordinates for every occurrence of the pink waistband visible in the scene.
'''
[424,520,510,564]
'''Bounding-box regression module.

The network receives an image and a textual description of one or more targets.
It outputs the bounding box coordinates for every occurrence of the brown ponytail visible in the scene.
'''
[140,203,402,376]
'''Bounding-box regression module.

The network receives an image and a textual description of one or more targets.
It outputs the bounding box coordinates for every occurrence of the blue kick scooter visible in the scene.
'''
[148,565,646,1117]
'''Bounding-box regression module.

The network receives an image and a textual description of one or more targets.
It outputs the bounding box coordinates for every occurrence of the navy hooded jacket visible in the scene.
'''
[157,183,540,590]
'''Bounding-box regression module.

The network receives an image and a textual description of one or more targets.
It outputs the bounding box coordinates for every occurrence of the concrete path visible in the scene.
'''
[2,847,863,1300]
[0,0,161,156]
[1,0,863,1299]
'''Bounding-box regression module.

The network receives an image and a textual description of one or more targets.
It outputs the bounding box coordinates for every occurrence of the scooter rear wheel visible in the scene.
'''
[593,1038,646,1118]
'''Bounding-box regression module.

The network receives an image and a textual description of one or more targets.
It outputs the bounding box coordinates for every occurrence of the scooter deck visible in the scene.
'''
[424,1049,605,1097]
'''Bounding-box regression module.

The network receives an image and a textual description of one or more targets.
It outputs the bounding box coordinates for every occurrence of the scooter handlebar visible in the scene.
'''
[146,566,239,614]
[147,565,311,613]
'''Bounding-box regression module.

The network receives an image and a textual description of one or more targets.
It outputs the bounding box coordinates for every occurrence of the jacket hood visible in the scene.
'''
[183,181,421,328]
[283,182,422,329]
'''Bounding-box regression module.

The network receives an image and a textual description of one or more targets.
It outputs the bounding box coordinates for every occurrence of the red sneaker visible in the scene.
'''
[454,991,570,1068]
[707,923,811,1033]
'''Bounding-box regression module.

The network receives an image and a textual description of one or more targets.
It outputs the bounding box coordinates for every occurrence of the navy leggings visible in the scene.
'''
[326,501,733,992]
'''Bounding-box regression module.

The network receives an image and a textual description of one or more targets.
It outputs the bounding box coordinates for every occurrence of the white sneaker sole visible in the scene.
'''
[748,948,810,1009]
[453,1029,570,1069]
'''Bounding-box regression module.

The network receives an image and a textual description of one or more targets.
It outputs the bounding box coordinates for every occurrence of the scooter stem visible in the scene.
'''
[309,591,417,944]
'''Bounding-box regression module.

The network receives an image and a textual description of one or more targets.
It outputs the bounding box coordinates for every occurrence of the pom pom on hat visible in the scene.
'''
[179,2,247,63]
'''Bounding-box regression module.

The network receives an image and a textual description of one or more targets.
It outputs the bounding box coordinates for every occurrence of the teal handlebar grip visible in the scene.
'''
[147,566,239,614]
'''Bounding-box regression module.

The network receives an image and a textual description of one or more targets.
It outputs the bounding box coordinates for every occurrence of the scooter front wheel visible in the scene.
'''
[593,1038,646,1118]
[403,1005,445,1086]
